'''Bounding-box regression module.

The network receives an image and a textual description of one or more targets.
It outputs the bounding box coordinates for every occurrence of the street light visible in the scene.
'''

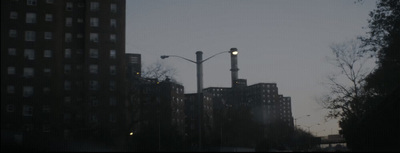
[304,123,320,133]
[161,48,238,151]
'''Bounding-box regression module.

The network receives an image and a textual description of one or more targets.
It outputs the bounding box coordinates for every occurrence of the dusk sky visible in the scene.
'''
[125,0,378,137]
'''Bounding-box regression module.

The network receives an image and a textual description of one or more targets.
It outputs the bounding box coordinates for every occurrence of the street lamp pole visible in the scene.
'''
[161,48,238,151]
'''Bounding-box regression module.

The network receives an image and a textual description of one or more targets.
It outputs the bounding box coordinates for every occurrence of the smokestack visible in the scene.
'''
[230,48,238,87]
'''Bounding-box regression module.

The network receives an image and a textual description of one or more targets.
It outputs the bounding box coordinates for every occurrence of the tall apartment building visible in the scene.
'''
[1,0,127,150]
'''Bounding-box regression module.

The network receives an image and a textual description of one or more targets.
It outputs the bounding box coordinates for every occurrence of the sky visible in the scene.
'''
[125,0,378,137]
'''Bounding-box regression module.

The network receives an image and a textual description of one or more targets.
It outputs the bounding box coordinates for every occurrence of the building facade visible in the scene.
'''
[1,0,127,150]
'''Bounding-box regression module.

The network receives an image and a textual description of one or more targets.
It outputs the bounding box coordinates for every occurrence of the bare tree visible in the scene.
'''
[318,39,375,120]
[142,60,177,82]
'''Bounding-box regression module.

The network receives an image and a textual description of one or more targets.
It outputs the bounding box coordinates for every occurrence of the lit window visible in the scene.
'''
[90,18,99,27]
[8,48,17,56]
[89,49,99,58]
[44,50,52,58]
[9,29,17,38]
[110,50,116,59]
[45,14,53,21]
[7,104,15,112]
[64,64,71,74]
[65,49,72,58]
[23,67,34,78]
[65,33,72,42]
[110,65,116,75]
[26,13,36,23]
[89,65,98,74]
[90,33,98,42]
[23,86,34,97]
[110,4,117,13]
[110,19,116,28]
[10,11,18,19]
[24,49,35,60]
[64,80,71,90]
[7,86,15,94]
[65,17,72,26]
[66,2,73,11]
[90,2,99,11]
[27,0,37,6]
[110,34,116,42]
[44,32,52,39]
[25,31,36,41]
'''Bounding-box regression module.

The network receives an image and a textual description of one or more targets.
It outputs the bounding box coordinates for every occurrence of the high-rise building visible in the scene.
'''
[1,0,126,150]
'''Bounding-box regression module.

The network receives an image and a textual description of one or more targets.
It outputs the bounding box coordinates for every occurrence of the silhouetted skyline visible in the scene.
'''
[126,0,378,137]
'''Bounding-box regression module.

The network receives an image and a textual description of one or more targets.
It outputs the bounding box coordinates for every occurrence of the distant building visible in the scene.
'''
[1,0,127,150]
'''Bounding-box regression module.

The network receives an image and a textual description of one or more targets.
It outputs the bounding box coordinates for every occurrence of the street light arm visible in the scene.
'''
[201,51,230,63]
[161,55,197,64]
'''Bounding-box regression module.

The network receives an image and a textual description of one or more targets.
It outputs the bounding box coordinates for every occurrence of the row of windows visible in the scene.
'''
[8,30,119,43]
[6,65,118,78]
[7,48,118,59]
[6,104,50,114]
[21,0,117,13]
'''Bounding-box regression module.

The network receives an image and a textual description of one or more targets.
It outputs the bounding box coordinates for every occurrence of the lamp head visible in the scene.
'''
[160,55,169,59]
[230,48,238,55]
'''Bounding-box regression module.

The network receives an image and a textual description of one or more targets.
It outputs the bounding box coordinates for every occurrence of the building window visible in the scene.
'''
[77,18,83,23]
[27,0,37,6]
[23,105,33,117]
[42,105,50,113]
[65,33,72,42]
[64,49,72,58]
[66,2,73,11]
[7,86,15,94]
[90,18,99,27]
[43,87,50,94]
[90,33,98,42]
[77,33,83,38]
[25,31,36,41]
[24,49,35,60]
[89,49,99,58]
[90,2,99,11]
[42,125,50,133]
[78,2,84,7]
[110,19,116,28]
[90,114,98,122]
[23,86,34,97]
[64,80,71,90]
[110,65,116,75]
[23,67,34,78]
[26,13,36,23]
[65,17,72,27]
[9,29,17,38]
[64,96,71,104]
[110,50,116,59]
[109,97,116,106]
[7,67,15,75]
[130,56,139,63]
[10,11,18,19]
[46,0,53,4]
[89,80,99,90]
[64,64,71,74]
[109,114,116,122]
[44,32,52,39]
[8,48,17,56]
[43,68,51,76]
[110,34,116,42]
[7,104,15,112]
[44,50,52,58]
[110,80,116,91]
[89,65,98,74]
[45,14,53,21]
[110,4,117,13]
